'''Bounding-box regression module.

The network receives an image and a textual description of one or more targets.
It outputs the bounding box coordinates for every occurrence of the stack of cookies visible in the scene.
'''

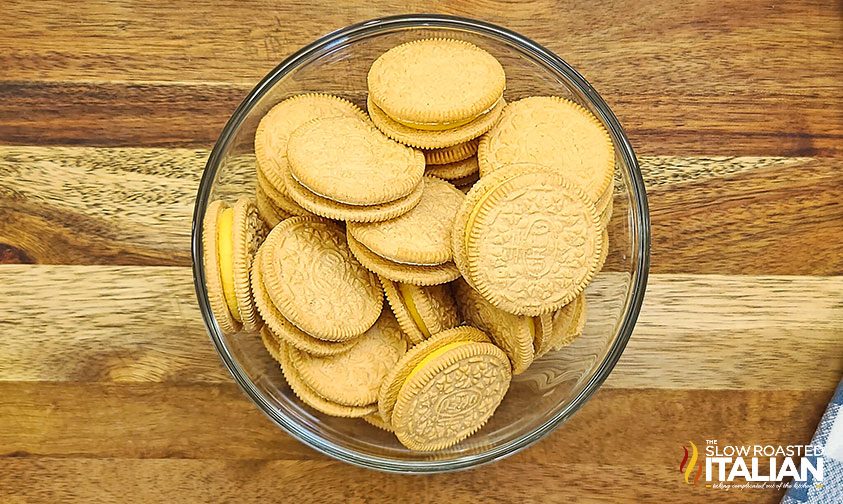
[201,38,614,452]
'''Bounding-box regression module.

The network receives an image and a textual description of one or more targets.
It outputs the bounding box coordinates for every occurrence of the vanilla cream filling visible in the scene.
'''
[397,283,431,338]
[216,208,241,322]
[388,96,503,131]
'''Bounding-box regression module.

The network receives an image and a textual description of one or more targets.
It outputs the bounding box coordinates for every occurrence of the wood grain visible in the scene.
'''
[1,1,840,154]
[1,265,840,389]
[1,1,840,501]
[0,458,790,504]
[0,387,829,503]
[3,147,841,273]
[0,384,828,462]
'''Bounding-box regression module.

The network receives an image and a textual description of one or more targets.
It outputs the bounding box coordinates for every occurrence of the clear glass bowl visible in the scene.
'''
[192,14,650,473]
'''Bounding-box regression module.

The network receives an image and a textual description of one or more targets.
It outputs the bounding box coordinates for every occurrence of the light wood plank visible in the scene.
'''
[0,265,840,389]
[0,384,827,464]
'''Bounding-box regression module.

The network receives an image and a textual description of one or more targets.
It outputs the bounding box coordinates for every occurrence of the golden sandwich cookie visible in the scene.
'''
[478,96,615,204]
[347,232,461,286]
[548,293,588,353]
[452,163,604,316]
[453,278,538,375]
[529,312,556,360]
[280,158,424,223]
[278,338,377,418]
[202,198,268,334]
[251,242,357,356]
[289,310,407,407]
[259,325,283,364]
[368,95,506,150]
[257,167,314,218]
[255,183,291,228]
[260,216,384,341]
[425,155,479,182]
[363,412,394,432]
[391,337,511,451]
[287,116,425,206]
[423,138,479,165]
[377,326,491,425]
[255,93,369,215]
[368,38,506,130]
[380,276,460,345]
[347,177,465,266]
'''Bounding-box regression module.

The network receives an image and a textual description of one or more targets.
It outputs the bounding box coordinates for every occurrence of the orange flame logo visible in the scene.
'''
[679,441,704,485]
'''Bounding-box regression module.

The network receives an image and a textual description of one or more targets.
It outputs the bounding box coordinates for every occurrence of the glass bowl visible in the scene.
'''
[192,14,650,473]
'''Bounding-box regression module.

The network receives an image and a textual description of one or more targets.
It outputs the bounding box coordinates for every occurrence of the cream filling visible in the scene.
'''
[397,283,431,338]
[388,97,502,131]
[403,341,470,385]
[216,208,241,322]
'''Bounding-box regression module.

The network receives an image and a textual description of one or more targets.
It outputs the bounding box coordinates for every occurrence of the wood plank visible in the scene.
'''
[1,265,840,390]
[0,0,840,152]
[3,0,839,93]
[1,81,839,155]
[0,81,241,148]
[0,384,828,464]
[0,146,250,266]
[0,458,786,503]
[641,156,843,275]
[2,146,841,273]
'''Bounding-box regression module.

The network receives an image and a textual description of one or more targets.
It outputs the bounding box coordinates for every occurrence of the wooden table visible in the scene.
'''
[1,1,841,502]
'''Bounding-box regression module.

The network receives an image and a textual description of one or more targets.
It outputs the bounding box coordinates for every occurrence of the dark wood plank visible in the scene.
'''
[0,457,785,503]
[0,0,840,153]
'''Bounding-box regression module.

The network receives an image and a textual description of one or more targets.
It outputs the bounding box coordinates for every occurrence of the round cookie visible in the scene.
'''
[251,245,356,356]
[289,310,407,406]
[255,184,291,227]
[531,313,556,359]
[548,293,588,351]
[477,96,615,203]
[347,232,461,286]
[425,156,479,181]
[391,340,511,451]
[288,116,425,206]
[454,163,603,316]
[452,171,480,192]
[280,151,424,223]
[368,38,506,128]
[453,278,535,374]
[363,413,393,432]
[424,138,479,165]
[377,326,490,423]
[368,95,505,150]
[231,198,268,332]
[255,93,369,194]
[277,339,377,418]
[596,227,610,273]
[257,166,314,217]
[347,177,464,266]
[261,216,384,341]
[260,325,283,363]
[202,200,241,335]
[380,276,460,345]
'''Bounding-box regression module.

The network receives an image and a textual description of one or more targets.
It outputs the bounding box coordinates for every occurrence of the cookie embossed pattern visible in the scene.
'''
[193,15,648,473]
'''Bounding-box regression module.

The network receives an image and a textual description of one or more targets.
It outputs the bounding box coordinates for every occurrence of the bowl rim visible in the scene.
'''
[192,13,650,474]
